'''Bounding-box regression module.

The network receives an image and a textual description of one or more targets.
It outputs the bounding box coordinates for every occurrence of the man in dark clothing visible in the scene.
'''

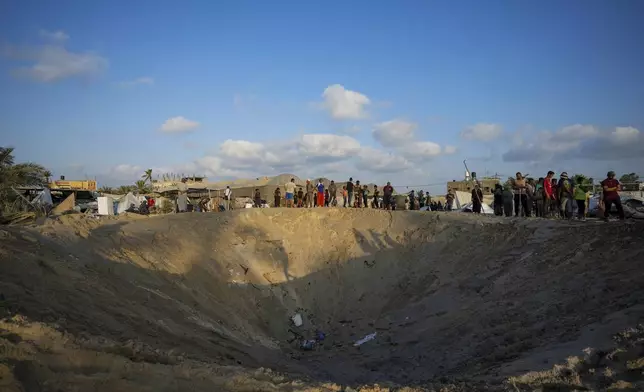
[346,177,354,208]
[274,187,281,207]
[557,172,574,220]
[328,180,337,206]
[601,171,625,221]
[254,188,262,208]
[373,185,380,209]
[493,184,503,216]
[383,182,394,210]
[471,184,483,213]
[408,190,416,210]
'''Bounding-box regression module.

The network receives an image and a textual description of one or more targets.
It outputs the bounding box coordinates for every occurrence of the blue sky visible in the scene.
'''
[2,0,643,192]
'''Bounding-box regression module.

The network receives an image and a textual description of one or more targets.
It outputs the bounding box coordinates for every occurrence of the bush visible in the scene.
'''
[160,199,174,214]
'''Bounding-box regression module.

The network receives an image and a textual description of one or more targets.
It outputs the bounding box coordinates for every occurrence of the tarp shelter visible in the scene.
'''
[116,192,146,214]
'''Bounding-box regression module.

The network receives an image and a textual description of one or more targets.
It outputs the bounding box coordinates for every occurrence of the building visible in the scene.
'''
[447,178,500,196]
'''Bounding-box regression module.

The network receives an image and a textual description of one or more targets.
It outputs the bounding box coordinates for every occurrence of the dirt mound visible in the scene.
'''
[1,209,643,391]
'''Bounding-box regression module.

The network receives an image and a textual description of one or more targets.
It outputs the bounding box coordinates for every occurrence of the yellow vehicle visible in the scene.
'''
[49,180,97,191]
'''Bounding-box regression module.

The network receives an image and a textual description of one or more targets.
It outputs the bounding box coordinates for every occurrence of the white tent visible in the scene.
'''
[116,192,146,214]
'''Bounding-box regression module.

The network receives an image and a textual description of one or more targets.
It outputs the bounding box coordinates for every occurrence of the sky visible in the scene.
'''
[1,0,643,193]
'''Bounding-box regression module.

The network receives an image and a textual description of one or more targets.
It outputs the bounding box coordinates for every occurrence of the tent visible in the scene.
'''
[116,192,146,214]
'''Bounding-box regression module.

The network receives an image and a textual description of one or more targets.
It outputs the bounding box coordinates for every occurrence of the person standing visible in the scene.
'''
[445,189,455,211]
[573,183,587,220]
[534,178,545,217]
[372,185,380,209]
[346,177,354,207]
[471,184,483,213]
[362,184,369,208]
[297,187,304,208]
[513,172,529,217]
[254,188,262,208]
[328,180,337,207]
[274,187,281,208]
[493,184,503,216]
[543,171,554,217]
[600,171,625,221]
[284,178,296,208]
[342,186,348,207]
[316,179,325,207]
[224,186,233,210]
[383,182,394,210]
[557,172,575,220]
[305,179,314,208]
[503,184,514,217]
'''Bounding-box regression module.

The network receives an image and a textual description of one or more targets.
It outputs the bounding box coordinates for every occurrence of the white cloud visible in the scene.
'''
[7,32,107,82]
[322,84,370,120]
[612,126,640,144]
[356,147,412,173]
[118,77,154,87]
[372,119,448,160]
[444,145,457,154]
[503,124,643,162]
[373,119,417,147]
[39,30,69,42]
[298,134,361,159]
[404,141,442,158]
[159,116,200,133]
[461,123,503,141]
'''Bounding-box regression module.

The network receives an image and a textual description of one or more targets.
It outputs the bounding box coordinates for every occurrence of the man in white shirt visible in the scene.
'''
[223,186,232,210]
[284,178,296,208]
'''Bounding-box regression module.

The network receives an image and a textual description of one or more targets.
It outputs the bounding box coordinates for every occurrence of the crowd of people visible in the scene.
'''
[469,170,625,221]
[274,178,398,210]
[226,170,628,222]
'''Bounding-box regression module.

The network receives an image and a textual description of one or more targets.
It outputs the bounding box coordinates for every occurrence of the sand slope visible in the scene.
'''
[1,209,643,391]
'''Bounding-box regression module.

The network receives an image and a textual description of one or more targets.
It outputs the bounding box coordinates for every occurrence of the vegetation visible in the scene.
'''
[160,199,174,214]
[142,169,153,184]
[135,180,150,193]
[0,147,49,215]
[619,173,640,191]
[572,174,594,192]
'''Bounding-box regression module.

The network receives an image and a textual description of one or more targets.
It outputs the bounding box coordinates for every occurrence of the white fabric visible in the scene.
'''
[31,188,53,207]
[97,196,114,215]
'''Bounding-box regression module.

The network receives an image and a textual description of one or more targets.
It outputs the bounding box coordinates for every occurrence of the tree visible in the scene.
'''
[572,174,594,192]
[99,186,114,194]
[135,180,149,194]
[0,147,49,214]
[43,170,53,183]
[619,173,640,191]
[142,169,153,184]
[117,185,134,195]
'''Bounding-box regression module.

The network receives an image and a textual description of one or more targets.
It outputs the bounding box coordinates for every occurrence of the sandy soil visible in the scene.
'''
[1,209,643,391]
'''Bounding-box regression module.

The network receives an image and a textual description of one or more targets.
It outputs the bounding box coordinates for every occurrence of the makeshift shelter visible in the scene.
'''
[116,192,146,214]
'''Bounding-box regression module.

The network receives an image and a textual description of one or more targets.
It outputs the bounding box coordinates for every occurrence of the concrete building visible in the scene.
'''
[446,178,500,196]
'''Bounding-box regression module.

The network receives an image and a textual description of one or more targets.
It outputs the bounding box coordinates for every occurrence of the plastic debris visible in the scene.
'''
[315,330,326,341]
[291,313,303,327]
[354,332,377,347]
[300,339,316,350]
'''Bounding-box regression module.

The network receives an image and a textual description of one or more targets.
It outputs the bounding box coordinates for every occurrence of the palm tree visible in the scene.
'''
[142,169,153,184]
[135,180,148,194]
[117,185,133,195]
[99,185,113,194]
[0,147,49,214]
[43,170,53,184]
